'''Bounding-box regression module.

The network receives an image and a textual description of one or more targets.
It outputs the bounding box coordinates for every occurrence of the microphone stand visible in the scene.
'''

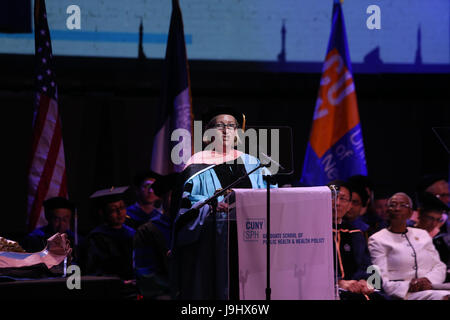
[258,153,282,301]
[263,174,275,300]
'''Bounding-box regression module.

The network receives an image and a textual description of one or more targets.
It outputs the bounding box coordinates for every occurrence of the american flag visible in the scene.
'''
[151,0,193,175]
[27,0,68,232]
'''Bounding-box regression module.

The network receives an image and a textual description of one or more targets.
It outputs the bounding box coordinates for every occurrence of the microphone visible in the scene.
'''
[260,152,285,171]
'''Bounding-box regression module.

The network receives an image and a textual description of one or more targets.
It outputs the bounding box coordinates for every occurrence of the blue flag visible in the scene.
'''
[300,0,367,186]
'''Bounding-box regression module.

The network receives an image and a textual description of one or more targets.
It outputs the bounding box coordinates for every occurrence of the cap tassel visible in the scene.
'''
[242,113,246,131]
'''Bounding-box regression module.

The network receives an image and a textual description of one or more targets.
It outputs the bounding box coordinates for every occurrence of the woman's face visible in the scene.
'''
[387,194,412,224]
[209,114,238,151]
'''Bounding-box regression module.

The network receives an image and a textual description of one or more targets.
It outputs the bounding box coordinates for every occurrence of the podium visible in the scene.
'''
[173,186,335,300]
[233,187,335,300]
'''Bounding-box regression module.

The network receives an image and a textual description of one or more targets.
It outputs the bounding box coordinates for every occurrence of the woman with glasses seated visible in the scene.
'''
[368,192,450,300]
[170,107,273,300]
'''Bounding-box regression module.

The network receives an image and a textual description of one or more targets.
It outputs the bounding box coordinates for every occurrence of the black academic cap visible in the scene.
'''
[152,173,180,197]
[90,186,129,209]
[417,191,450,213]
[43,197,75,221]
[417,173,447,193]
[133,170,162,187]
[201,106,246,129]
[348,174,373,191]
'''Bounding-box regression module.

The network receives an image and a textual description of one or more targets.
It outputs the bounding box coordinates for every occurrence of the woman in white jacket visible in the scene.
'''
[368,192,450,300]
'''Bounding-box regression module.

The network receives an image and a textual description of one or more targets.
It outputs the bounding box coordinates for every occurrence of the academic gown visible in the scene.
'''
[333,220,372,282]
[133,213,173,299]
[170,152,270,300]
[85,224,136,280]
[126,203,163,230]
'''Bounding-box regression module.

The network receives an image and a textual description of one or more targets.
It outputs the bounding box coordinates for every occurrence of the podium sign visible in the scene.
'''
[234,187,335,300]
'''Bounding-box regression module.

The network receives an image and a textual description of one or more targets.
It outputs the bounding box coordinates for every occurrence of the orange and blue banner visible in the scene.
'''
[301,0,367,186]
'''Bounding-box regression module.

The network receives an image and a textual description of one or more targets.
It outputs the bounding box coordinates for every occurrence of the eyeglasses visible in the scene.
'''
[212,123,238,130]
[107,206,126,214]
[337,197,350,203]
[423,215,444,223]
[387,202,410,209]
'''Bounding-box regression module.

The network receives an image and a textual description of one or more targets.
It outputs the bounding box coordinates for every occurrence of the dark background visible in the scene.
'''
[0,54,449,240]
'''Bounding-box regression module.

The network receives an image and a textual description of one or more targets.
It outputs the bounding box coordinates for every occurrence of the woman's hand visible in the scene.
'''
[339,280,360,293]
[357,279,375,295]
[216,201,229,212]
[338,279,374,295]
[409,277,432,292]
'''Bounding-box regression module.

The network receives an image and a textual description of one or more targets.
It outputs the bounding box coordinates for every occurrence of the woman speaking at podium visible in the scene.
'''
[170,107,272,300]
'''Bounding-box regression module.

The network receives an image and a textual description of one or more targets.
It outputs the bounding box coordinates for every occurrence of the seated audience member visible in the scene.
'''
[344,182,370,240]
[410,174,450,234]
[414,192,450,277]
[21,197,76,253]
[372,189,389,225]
[368,192,450,300]
[327,180,381,300]
[419,174,450,207]
[86,187,136,281]
[347,175,373,216]
[357,181,390,237]
[126,171,163,230]
[414,192,449,236]
[133,173,177,300]
[408,174,450,225]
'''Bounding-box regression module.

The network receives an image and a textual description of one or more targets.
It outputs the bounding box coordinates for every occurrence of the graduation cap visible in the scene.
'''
[200,106,246,131]
[133,170,162,187]
[348,174,373,191]
[89,186,129,209]
[152,173,179,197]
[417,173,447,193]
[417,191,449,213]
[43,197,75,221]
